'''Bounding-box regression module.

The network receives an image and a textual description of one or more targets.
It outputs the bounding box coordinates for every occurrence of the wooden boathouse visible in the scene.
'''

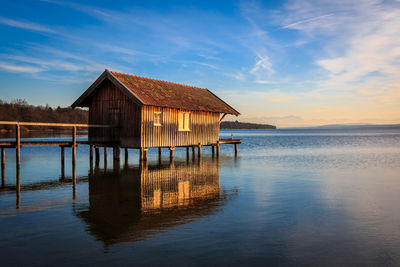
[72,69,241,160]
[0,70,241,205]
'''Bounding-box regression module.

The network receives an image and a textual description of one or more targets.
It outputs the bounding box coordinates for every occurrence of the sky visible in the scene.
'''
[1,0,400,127]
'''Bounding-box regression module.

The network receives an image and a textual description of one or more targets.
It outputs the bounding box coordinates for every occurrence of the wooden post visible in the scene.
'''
[186,147,190,160]
[16,124,20,194]
[1,147,5,187]
[140,148,148,162]
[212,145,215,157]
[158,147,162,158]
[61,146,65,179]
[72,158,76,200]
[89,145,93,173]
[124,148,128,164]
[169,147,175,162]
[216,141,220,157]
[234,143,238,157]
[192,146,195,157]
[89,145,93,166]
[16,165,20,209]
[95,146,100,166]
[72,126,76,188]
[113,146,121,171]
[197,144,202,158]
[104,146,107,171]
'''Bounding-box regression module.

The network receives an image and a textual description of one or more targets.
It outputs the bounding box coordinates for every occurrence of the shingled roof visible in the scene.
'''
[72,69,240,115]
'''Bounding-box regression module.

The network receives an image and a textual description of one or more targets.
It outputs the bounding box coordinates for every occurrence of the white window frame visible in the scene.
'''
[154,111,162,126]
[178,112,191,131]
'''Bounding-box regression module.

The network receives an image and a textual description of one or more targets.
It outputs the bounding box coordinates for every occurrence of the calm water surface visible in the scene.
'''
[1,129,400,266]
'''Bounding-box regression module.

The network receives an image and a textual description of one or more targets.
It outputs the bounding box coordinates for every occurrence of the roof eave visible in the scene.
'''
[71,69,144,108]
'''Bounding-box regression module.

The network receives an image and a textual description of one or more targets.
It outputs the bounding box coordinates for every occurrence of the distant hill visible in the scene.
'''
[221,121,276,129]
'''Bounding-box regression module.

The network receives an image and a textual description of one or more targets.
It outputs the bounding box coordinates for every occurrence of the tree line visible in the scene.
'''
[0,99,88,133]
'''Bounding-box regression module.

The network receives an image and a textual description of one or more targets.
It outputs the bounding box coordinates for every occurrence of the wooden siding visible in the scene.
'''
[88,79,221,148]
[141,106,220,147]
[88,80,141,147]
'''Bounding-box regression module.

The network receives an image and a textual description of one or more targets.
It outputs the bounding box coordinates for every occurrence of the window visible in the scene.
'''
[178,112,190,131]
[154,112,162,126]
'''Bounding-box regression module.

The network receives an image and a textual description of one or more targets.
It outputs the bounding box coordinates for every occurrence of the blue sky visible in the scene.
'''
[1,0,400,126]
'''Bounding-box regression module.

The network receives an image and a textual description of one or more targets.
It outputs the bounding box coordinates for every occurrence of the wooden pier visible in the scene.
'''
[0,121,241,207]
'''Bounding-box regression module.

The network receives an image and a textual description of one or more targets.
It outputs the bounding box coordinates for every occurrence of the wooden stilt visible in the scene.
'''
[16,124,20,194]
[169,147,175,162]
[113,146,121,171]
[216,141,220,157]
[61,146,65,179]
[212,145,215,157]
[158,147,162,157]
[89,145,93,173]
[1,147,5,187]
[124,148,128,164]
[104,146,107,171]
[234,143,238,156]
[197,144,202,158]
[72,159,76,200]
[95,146,100,166]
[89,144,93,164]
[140,148,148,162]
[186,147,190,160]
[72,126,76,190]
[16,166,20,209]
[192,146,195,157]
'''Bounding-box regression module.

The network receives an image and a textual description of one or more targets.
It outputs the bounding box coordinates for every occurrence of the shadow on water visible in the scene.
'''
[73,158,237,246]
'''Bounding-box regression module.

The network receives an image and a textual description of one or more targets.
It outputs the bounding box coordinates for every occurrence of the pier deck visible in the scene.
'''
[0,121,241,207]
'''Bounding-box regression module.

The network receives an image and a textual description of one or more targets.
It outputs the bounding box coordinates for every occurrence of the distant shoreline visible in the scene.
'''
[282,123,400,130]
[220,121,276,129]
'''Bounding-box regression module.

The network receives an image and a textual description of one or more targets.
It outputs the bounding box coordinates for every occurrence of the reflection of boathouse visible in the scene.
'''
[75,159,233,245]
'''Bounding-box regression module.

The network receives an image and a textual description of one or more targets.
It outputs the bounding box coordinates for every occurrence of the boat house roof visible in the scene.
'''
[72,69,240,116]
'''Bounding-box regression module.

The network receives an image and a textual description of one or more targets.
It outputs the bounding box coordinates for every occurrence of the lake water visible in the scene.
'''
[1,128,400,266]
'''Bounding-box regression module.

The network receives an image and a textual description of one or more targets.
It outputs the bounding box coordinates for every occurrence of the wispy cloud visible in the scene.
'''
[0,16,57,34]
[279,13,334,30]
[0,61,43,73]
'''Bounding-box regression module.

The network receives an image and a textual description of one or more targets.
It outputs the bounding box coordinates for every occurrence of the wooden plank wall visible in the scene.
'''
[141,106,220,148]
[89,80,141,146]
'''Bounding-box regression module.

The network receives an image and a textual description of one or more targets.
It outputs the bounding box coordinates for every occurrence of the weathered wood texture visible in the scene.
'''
[88,80,140,147]
[87,80,222,148]
[141,106,220,148]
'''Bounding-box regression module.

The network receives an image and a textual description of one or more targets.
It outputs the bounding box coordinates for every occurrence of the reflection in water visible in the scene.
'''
[74,159,233,246]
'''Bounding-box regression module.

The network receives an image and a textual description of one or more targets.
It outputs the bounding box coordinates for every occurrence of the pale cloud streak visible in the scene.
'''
[0,16,57,34]
[0,61,43,73]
